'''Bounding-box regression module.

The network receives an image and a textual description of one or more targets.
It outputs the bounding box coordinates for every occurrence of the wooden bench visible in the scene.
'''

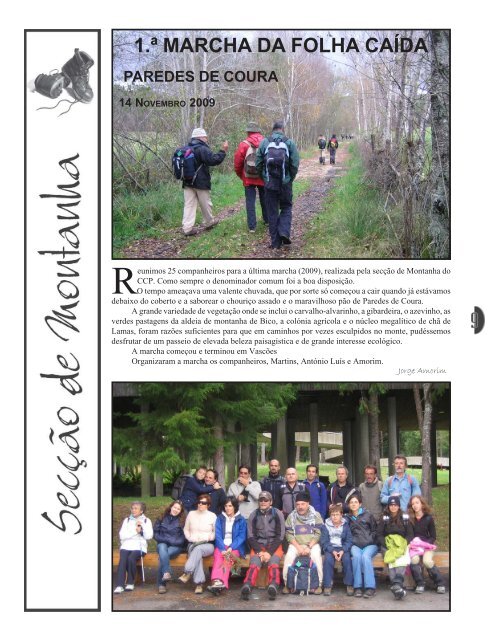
[113,550,449,587]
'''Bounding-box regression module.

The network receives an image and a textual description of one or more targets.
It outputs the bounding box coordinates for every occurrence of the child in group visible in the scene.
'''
[320,504,354,596]
[114,501,153,593]
[378,495,412,600]
[408,495,446,594]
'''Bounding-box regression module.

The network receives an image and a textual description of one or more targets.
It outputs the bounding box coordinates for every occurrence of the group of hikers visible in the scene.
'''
[114,455,446,602]
[317,134,339,165]
[173,121,300,250]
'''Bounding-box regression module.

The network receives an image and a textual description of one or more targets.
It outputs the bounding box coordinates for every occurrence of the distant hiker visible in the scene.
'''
[318,134,327,164]
[380,454,421,512]
[234,122,268,232]
[327,134,339,164]
[177,127,228,236]
[256,121,300,250]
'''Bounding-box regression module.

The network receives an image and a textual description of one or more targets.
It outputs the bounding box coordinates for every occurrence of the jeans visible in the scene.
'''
[265,182,293,248]
[350,544,378,589]
[245,185,267,229]
[323,549,353,588]
[156,543,184,585]
[116,549,144,588]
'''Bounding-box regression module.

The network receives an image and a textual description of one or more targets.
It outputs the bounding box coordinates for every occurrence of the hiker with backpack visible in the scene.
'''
[380,454,421,512]
[327,134,339,164]
[241,491,286,601]
[282,492,324,595]
[318,135,327,164]
[256,121,300,250]
[234,122,268,232]
[173,127,228,237]
[153,500,187,594]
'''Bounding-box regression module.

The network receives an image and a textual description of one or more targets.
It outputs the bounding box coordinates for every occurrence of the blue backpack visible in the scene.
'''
[172,145,200,184]
[286,556,320,595]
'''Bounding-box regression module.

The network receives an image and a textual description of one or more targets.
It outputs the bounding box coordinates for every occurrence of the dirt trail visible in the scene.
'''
[120,144,349,260]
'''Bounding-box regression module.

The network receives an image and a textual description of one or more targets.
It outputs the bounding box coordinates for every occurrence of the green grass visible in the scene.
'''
[304,143,401,258]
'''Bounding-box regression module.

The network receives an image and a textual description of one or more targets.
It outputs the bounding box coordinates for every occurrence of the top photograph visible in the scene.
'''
[112,29,450,260]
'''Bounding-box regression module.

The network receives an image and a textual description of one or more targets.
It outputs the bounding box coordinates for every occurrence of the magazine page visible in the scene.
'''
[14,0,497,633]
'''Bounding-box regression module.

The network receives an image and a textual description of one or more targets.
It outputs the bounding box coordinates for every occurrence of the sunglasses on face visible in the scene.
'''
[198,501,209,506]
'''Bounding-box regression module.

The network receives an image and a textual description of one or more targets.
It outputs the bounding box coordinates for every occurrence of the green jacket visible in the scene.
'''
[256,131,300,185]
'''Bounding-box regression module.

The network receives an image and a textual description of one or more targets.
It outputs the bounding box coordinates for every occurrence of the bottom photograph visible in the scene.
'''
[112,382,450,612]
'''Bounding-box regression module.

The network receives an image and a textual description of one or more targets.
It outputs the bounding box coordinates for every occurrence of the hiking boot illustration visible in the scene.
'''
[62,48,94,103]
[31,72,66,99]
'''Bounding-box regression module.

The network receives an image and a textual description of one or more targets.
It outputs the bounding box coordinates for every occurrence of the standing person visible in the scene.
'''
[179,493,217,594]
[234,122,268,232]
[329,465,355,513]
[280,467,307,519]
[346,492,379,598]
[114,501,153,593]
[205,468,226,515]
[207,497,247,595]
[256,121,299,250]
[408,495,446,594]
[260,458,285,510]
[227,464,262,519]
[378,496,412,600]
[153,500,187,593]
[181,127,228,236]
[320,504,354,596]
[380,454,421,512]
[358,464,384,523]
[318,134,327,164]
[241,491,286,601]
[282,492,324,594]
[304,464,327,519]
[327,134,339,164]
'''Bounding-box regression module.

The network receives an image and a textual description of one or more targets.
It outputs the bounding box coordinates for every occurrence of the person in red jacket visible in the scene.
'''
[234,122,268,232]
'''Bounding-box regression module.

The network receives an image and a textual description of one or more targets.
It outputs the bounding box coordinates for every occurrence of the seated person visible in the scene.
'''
[378,495,412,600]
[153,500,187,593]
[346,492,378,598]
[114,501,153,593]
[320,503,354,595]
[282,492,324,595]
[241,491,286,601]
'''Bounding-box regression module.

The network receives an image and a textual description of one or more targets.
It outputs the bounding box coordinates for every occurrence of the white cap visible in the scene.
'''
[192,127,207,138]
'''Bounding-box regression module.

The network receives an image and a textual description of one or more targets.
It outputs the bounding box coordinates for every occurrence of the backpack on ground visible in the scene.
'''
[286,556,320,595]
[171,473,191,500]
[243,141,259,177]
[264,136,289,185]
[172,145,200,184]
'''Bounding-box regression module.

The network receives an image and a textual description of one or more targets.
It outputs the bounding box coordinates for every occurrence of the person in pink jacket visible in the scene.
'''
[234,122,268,232]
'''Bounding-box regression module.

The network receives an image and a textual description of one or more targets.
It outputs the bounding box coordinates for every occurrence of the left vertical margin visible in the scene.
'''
[25,29,101,612]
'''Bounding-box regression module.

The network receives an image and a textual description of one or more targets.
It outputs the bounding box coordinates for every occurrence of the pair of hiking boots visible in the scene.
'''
[32,48,94,103]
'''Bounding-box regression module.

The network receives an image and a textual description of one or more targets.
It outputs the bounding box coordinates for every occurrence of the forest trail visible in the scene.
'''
[120,143,349,259]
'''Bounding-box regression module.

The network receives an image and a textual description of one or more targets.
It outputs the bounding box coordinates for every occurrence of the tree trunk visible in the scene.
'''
[213,414,225,487]
[420,384,433,502]
[368,391,381,477]
[429,29,450,258]
[155,472,163,497]
[141,464,151,498]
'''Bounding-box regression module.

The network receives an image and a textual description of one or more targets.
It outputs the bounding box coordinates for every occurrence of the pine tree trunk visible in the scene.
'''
[213,414,225,487]
[368,391,381,476]
[420,384,433,502]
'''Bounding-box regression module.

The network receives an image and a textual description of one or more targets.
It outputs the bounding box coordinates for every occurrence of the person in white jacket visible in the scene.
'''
[114,501,153,593]
[227,465,262,519]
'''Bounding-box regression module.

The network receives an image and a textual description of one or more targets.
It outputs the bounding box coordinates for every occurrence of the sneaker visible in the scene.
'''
[194,584,203,594]
[282,585,290,595]
[205,219,219,230]
[415,584,425,594]
[249,229,256,233]
[113,586,124,594]
[363,588,376,598]
[124,584,134,591]
[392,585,406,600]
[280,234,292,245]
[183,229,197,237]
[354,588,363,597]
[241,584,252,600]
[267,583,278,600]
[346,586,355,596]
[33,72,66,99]
[158,585,167,594]
[436,585,446,594]
[312,587,323,595]
[162,572,172,582]
[178,573,191,584]
[61,48,94,103]
[323,587,332,596]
